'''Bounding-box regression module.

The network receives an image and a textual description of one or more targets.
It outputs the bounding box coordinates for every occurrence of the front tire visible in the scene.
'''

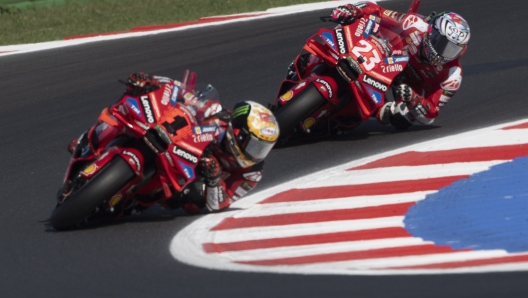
[50,157,135,231]
[274,85,327,142]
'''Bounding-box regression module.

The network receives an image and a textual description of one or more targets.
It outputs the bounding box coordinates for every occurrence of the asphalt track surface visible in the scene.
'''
[1,0,527,297]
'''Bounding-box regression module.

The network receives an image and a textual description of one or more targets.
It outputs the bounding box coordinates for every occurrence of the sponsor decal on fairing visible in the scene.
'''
[193,133,214,143]
[355,18,367,37]
[362,75,388,92]
[126,97,143,118]
[123,150,141,172]
[315,78,333,98]
[161,83,173,105]
[294,81,307,90]
[280,91,294,101]
[173,145,199,164]
[193,126,217,134]
[321,31,337,51]
[381,63,403,73]
[363,19,375,38]
[335,28,348,54]
[164,151,175,167]
[365,86,382,104]
[140,96,155,123]
[177,160,194,179]
[170,84,180,106]
[384,56,409,64]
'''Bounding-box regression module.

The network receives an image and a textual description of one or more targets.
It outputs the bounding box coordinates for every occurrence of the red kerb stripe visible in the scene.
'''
[236,244,464,266]
[203,227,411,253]
[65,14,269,40]
[211,202,413,231]
[261,176,466,204]
[502,122,528,130]
[349,144,528,170]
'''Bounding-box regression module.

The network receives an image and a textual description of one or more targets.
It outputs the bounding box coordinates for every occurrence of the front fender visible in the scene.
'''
[310,75,339,105]
[80,147,145,179]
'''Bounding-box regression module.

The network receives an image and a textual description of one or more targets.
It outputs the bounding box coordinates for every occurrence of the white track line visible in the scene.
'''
[0,1,381,57]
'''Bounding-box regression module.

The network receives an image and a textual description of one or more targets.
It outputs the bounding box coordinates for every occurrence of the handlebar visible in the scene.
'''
[118,79,160,95]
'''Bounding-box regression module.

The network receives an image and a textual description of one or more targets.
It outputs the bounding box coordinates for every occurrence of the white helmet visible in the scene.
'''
[422,12,471,65]
[225,101,279,168]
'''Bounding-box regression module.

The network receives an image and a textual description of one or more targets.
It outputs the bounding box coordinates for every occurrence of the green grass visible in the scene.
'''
[0,0,326,46]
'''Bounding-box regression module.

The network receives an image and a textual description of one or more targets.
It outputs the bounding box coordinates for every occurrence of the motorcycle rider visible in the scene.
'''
[330,2,470,129]
[69,72,280,214]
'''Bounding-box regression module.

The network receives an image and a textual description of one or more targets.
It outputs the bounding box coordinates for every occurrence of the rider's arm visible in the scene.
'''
[422,65,463,123]
[350,2,406,27]
[205,162,264,212]
[225,162,263,202]
[405,65,463,125]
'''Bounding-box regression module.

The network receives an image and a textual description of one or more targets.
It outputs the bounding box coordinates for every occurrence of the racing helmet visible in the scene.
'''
[422,12,470,65]
[225,101,279,168]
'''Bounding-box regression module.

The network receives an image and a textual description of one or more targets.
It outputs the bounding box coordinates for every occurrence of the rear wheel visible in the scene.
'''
[274,85,327,142]
[50,157,135,231]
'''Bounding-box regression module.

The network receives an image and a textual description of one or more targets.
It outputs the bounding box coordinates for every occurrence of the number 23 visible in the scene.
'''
[351,40,381,71]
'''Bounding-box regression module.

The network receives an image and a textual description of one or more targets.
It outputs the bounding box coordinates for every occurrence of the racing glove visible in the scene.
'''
[127,72,160,93]
[199,155,230,211]
[200,156,221,187]
[395,84,435,125]
[331,4,362,24]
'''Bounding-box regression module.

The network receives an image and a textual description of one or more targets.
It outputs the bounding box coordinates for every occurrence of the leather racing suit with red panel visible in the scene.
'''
[331,2,469,129]
[162,87,279,214]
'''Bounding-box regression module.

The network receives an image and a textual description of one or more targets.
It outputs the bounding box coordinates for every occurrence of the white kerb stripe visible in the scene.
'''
[234,192,432,218]
[210,216,405,243]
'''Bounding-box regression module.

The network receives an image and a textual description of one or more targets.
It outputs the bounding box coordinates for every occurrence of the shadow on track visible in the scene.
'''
[274,119,440,149]
[41,206,196,232]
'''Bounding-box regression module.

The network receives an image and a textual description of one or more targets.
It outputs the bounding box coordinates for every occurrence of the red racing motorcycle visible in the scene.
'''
[270,1,422,143]
[50,71,222,230]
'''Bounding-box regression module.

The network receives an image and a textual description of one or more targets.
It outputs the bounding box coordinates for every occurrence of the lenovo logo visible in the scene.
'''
[335,29,348,54]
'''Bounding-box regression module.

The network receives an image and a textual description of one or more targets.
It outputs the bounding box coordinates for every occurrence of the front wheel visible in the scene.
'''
[274,85,327,142]
[50,157,135,230]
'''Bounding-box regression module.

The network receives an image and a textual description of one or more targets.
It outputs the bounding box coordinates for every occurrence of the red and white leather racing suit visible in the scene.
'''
[174,83,264,214]
[349,2,463,127]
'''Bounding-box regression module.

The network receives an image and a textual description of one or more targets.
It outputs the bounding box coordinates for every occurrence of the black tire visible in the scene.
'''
[50,157,135,231]
[274,85,327,141]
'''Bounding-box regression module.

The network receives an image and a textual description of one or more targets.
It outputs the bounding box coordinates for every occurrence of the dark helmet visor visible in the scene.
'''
[429,27,465,60]
[243,133,275,162]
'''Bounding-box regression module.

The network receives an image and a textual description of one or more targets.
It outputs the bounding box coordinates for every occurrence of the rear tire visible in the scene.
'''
[274,85,327,142]
[50,157,135,231]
